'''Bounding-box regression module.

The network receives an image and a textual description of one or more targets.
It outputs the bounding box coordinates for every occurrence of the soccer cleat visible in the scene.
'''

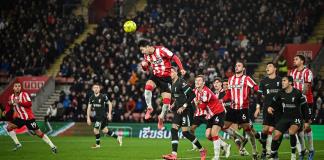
[117,135,123,146]
[51,146,57,154]
[252,153,258,160]
[308,150,314,160]
[199,148,207,160]
[299,150,305,160]
[157,116,164,130]
[224,144,231,158]
[12,143,22,151]
[261,150,267,160]
[239,148,250,156]
[268,152,279,160]
[91,144,101,149]
[144,107,153,120]
[162,153,177,160]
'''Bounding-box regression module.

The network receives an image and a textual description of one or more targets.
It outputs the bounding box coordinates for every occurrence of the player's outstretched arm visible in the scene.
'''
[172,55,186,75]
[86,104,92,126]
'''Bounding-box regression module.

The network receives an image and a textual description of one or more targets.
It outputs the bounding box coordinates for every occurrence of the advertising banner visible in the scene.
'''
[283,44,322,69]
[0,76,49,105]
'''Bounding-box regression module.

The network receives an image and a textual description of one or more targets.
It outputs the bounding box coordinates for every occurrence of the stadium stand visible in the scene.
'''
[53,0,323,122]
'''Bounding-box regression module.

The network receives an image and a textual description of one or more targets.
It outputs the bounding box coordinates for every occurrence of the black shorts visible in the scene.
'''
[225,108,250,124]
[192,115,207,126]
[275,117,302,133]
[93,118,108,130]
[263,110,276,127]
[12,118,39,130]
[149,74,172,93]
[207,112,225,129]
[172,112,191,127]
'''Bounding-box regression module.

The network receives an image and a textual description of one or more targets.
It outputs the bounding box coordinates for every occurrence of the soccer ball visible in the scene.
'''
[123,20,137,33]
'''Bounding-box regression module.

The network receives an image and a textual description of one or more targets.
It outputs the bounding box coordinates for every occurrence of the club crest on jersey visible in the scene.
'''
[292,97,295,102]
[153,58,163,64]
[294,78,304,83]
[277,82,280,86]
[99,99,101,103]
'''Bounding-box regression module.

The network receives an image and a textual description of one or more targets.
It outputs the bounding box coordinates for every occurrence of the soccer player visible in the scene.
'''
[254,62,282,159]
[194,75,229,160]
[268,76,309,160]
[162,67,206,160]
[138,40,186,129]
[189,94,207,151]
[289,54,315,159]
[212,77,232,156]
[214,77,250,156]
[5,82,57,153]
[86,83,122,148]
[222,60,259,159]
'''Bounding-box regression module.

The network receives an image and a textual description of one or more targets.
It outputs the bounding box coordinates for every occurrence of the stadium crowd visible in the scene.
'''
[48,0,324,123]
[0,0,85,77]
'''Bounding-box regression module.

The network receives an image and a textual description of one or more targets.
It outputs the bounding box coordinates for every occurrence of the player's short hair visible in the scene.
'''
[222,79,228,83]
[267,62,278,68]
[282,75,294,84]
[196,75,205,81]
[295,54,306,64]
[236,60,246,68]
[214,77,222,82]
[138,39,150,48]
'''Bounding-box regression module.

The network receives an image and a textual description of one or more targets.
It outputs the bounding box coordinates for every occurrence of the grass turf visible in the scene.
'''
[0,135,323,160]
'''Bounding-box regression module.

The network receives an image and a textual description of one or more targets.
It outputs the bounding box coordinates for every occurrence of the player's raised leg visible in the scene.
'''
[102,127,122,146]
[34,129,57,153]
[6,122,22,151]
[144,80,155,120]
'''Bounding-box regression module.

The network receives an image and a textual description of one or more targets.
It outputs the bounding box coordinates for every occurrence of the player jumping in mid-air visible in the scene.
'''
[5,82,57,153]
[86,83,122,148]
[222,60,259,159]
[268,76,309,160]
[254,62,282,159]
[138,39,186,129]
[289,54,315,160]
[162,67,206,160]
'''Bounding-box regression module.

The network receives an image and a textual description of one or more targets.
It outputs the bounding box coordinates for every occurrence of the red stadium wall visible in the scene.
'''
[283,44,322,69]
[89,0,115,23]
[0,76,49,106]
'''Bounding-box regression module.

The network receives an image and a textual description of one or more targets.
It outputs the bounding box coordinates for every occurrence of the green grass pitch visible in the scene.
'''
[0,135,323,160]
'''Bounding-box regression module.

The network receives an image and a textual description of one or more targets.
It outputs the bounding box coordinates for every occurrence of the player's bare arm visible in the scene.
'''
[87,104,92,126]
[107,100,113,121]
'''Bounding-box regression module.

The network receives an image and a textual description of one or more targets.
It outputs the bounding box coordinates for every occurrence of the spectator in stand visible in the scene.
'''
[44,101,58,133]
[0,0,85,78]
[62,95,71,121]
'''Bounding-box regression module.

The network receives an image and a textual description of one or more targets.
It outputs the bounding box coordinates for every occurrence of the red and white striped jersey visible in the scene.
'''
[9,92,34,120]
[144,46,174,77]
[289,67,313,103]
[193,88,207,117]
[223,75,259,110]
[194,86,224,116]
